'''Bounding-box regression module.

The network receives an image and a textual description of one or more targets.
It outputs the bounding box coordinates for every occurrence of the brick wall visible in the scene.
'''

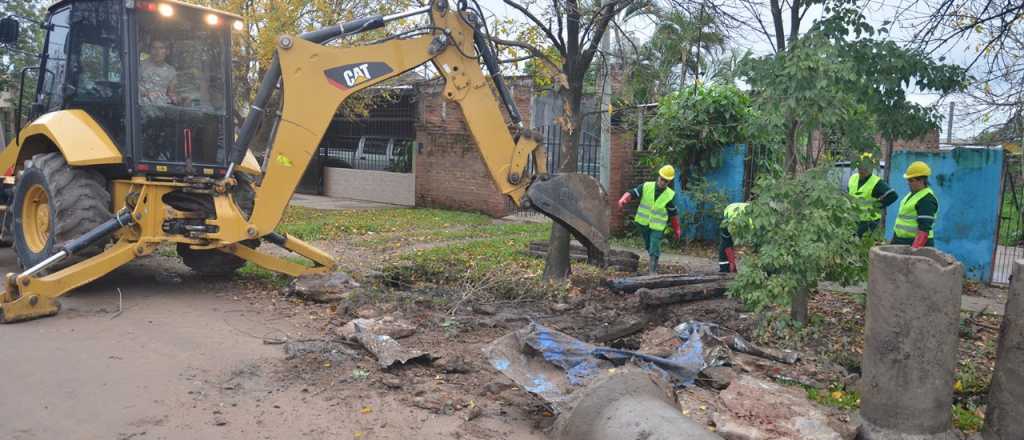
[607,127,635,233]
[413,77,534,217]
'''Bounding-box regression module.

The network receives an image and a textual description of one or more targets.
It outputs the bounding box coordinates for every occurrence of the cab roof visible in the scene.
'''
[48,0,243,21]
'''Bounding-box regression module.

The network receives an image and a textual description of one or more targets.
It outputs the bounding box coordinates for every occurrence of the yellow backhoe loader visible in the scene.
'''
[0,0,609,322]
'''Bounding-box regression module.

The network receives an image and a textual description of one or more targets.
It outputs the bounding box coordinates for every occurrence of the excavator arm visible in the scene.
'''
[235,0,610,259]
[0,0,608,323]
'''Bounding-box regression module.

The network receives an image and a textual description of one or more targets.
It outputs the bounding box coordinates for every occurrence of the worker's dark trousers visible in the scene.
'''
[718,230,734,273]
[640,226,663,273]
[891,236,935,247]
[855,220,880,237]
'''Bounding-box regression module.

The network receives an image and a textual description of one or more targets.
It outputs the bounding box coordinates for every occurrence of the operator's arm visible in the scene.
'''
[618,183,645,209]
[872,180,898,209]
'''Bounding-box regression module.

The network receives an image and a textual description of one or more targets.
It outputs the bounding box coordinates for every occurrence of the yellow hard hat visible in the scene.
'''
[903,161,931,179]
[658,165,675,180]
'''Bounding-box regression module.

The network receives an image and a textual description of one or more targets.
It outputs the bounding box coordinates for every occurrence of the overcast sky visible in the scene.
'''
[466,0,994,139]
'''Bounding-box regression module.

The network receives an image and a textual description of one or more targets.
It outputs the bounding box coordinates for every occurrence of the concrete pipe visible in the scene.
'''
[858,246,962,440]
[553,369,722,440]
[982,260,1024,439]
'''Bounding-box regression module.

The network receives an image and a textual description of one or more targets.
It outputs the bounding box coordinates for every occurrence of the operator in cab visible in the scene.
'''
[618,165,682,274]
[139,39,179,105]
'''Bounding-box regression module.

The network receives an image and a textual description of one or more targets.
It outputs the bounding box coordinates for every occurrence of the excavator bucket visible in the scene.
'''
[527,173,610,266]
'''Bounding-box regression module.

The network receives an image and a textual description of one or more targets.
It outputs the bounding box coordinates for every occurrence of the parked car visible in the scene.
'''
[320,136,413,172]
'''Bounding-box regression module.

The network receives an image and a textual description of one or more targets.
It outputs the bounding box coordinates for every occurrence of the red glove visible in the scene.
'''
[724,247,738,272]
[911,231,929,248]
[671,217,681,240]
[617,193,632,209]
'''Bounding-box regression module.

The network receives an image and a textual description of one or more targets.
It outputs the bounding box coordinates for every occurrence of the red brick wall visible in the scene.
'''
[413,77,534,217]
[607,127,635,233]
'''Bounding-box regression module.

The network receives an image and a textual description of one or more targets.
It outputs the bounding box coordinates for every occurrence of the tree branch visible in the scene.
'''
[502,0,567,56]
[489,36,563,74]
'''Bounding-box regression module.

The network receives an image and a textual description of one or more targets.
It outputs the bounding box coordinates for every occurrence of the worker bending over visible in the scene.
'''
[618,165,682,274]
[848,152,897,237]
[719,202,747,272]
[892,161,939,248]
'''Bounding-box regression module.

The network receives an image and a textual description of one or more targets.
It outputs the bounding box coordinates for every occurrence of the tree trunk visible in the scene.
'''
[542,73,585,280]
[784,117,800,176]
[790,284,809,324]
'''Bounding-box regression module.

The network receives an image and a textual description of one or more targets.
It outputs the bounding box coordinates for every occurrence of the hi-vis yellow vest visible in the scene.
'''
[634,182,674,231]
[894,187,937,239]
[848,174,882,221]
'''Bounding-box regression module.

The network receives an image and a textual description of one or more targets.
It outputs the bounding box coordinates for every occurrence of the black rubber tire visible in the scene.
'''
[177,241,256,275]
[12,152,112,269]
[176,181,258,275]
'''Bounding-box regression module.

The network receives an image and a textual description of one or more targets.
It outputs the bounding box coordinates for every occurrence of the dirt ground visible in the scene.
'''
[0,249,547,440]
[2,215,1006,439]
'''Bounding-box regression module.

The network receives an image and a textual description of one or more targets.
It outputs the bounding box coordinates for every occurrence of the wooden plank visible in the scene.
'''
[608,273,734,293]
[637,280,730,306]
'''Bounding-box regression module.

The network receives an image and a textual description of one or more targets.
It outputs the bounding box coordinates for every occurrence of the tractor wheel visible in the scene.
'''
[176,181,258,276]
[12,152,112,269]
[177,240,258,275]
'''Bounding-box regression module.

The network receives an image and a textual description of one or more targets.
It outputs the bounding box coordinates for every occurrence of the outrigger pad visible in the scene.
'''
[527,173,610,267]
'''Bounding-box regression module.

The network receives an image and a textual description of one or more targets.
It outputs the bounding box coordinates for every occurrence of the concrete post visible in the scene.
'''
[554,369,722,440]
[982,260,1024,439]
[859,246,962,440]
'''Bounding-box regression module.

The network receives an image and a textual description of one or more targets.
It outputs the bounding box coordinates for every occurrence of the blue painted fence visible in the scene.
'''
[884,148,1003,281]
[672,144,747,241]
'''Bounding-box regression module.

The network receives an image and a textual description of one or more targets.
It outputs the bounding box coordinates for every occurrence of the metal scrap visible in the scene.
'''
[353,322,431,369]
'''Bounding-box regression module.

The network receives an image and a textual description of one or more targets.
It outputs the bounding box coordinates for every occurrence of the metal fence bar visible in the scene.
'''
[993,165,1022,284]
[506,119,602,216]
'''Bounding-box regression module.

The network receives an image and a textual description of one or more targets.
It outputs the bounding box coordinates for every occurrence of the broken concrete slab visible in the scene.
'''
[352,323,431,369]
[335,317,416,340]
[639,326,681,358]
[717,375,847,439]
[553,368,723,440]
[697,366,736,390]
[287,271,360,303]
[982,260,1024,439]
[860,246,961,439]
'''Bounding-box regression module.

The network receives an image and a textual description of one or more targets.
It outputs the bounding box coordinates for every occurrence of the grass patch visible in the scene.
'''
[953,404,985,433]
[382,225,568,302]
[806,385,860,411]
[998,188,1023,246]
[361,222,550,250]
[278,206,492,241]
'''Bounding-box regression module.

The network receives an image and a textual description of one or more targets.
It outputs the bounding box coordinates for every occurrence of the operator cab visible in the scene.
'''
[10,0,242,177]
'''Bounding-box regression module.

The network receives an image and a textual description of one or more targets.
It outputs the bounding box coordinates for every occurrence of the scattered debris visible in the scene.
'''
[715,375,850,439]
[607,272,733,293]
[336,317,416,340]
[528,240,640,272]
[587,315,652,343]
[674,321,799,365]
[697,366,736,390]
[637,280,729,306]
[154,272,183,284]
[287,271,360,303]
[283,339,359,363]
[638,327,681,358]
[437,355,473,374]
[380,375,404,389]
[353,323,432,369]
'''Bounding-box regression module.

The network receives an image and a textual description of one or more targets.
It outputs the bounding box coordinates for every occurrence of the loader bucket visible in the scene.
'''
[527,173,610,266]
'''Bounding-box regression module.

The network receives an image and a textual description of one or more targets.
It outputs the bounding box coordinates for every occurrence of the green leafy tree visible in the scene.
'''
[1,0,47,140]
[728,166,871,324]
[645,83,757,187]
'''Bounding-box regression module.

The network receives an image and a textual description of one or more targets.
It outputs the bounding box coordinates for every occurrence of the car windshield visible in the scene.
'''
[136,3,229,167]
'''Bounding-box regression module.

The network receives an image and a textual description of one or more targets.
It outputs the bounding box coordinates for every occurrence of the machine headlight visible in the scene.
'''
[157,3,174,17]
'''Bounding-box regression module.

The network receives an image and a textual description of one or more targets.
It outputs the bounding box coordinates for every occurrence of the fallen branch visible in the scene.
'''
[637,280,730,306]
[608,273,734,293]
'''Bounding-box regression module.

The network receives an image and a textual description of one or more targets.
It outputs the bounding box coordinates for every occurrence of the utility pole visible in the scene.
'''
[946,102,955,144]
[598,0,612,191]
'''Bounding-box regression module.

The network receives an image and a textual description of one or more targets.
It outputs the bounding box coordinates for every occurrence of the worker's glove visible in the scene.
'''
[617,193,632,209]
[724,247,738,273]
[911,231,929,248]
[670,217,682,240]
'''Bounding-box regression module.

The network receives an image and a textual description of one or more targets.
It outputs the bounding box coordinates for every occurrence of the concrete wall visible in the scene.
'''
[884,147,1003,281]
[324,167,415,206]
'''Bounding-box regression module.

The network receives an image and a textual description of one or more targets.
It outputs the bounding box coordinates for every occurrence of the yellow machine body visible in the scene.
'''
[0,0,608,323]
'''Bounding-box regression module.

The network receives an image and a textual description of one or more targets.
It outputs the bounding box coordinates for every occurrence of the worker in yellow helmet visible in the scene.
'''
[618,165,682,274]
[848,152,897,237]
[892,161,939,248]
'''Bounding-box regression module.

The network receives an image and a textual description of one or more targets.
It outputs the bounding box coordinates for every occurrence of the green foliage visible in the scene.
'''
[806,385,860,411]
[1,0,47,128]
[645,83,757,178]
[728,167,871,312]
[679,177,729,244]
[952,404,984,433]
